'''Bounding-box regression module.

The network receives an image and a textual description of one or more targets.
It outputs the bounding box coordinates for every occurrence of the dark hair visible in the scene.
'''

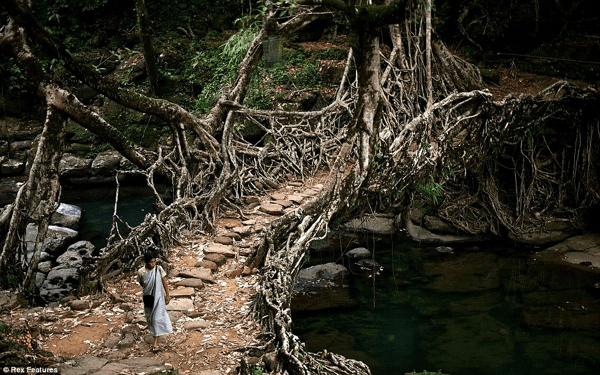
[143,251,155,264]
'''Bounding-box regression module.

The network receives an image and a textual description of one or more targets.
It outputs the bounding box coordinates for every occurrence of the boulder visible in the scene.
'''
[70,299,89,311]
[342,214,395,235]
[40,268,79,302]
[37,261,53,273]
[1,159,25,175]
[26,224,78,254]
[259,203,284,215]
[406,219,490,244]
[56,241,95,268]
[297,263,349,282]
[51,203,82,230]
[91,150,123,176]
[345,247,371,259]
[59,154,92,178]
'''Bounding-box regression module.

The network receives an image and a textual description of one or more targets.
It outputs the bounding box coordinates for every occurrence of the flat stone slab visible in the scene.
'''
[183,320,210,330]
[233,226,252,237]
[271,193,287,201]
[179,268,214,283]
[274,199,293,208]
[166,298,194,311]
[288,195,304,204]
[214,236,233,245]
[170,287,195,297]
[259,202,284,215]
[204,253,227,265]
[205,243,236,258]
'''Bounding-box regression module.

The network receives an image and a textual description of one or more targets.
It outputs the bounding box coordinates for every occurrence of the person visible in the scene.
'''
[137,251,172,353]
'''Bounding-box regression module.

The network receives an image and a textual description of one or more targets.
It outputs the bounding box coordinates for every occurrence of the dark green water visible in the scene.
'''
[61,185,156,249]
[292,237,600,375]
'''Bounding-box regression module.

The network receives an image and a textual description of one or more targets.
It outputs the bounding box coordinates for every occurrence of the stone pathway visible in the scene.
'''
[1,181,325,375]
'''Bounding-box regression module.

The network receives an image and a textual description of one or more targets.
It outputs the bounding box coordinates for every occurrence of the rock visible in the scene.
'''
[222,231,242,241]
[40,268,80,302]
[59,154,92,179]
[259,202,284,215]
[117,333,136,349]
[242,266,253,276]
[274,199,293,208]
[271,193,287,201]
[37,261,53,273]
[60,356,108,375]
[214,236,233,245]
[196,259,217,271]
[288,195,304,204]
[242,219,256,225]
[104,336,121,349]
[226,267,243,278]
[166,298,194,311]
[170,287,195,297]
[91,150,124,176]
[26,224,78,254]
[527,233,600,290]
[50,203,82,230]
[204,253,227,266]
[204,243,236,258]
[233,226,252,237]
[35,272,46,288]
[70,299,89,311]
[356,259,381,268]
[508,229,571,246]
[406,219,490,244]
[183,320,210,330]
[122,325,141,335]
[343,214,395,235]
[179,268,214,283]
[1,159,25,175]
[423,215,457,234]
[56,240,95,268]
[245,196,259,204]
[436,246,454,254]
[345,247,371,259]
[297,263,349,282]
[174,278,205,289]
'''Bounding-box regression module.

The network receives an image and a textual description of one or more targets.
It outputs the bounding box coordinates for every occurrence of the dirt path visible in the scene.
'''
[3,176,326,374]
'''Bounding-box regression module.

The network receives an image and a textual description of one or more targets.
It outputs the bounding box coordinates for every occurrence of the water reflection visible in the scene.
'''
[60,184,157,249]
[292,237,600,375]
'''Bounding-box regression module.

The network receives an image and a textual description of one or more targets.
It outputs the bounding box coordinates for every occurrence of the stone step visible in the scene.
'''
[166,298,194,311]
[175,279,204,289]
[204,243,236,258]
[179,268,214,283]
[170,287,195,297]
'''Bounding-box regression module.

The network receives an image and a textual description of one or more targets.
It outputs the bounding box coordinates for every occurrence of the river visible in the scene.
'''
[292,235,600,375]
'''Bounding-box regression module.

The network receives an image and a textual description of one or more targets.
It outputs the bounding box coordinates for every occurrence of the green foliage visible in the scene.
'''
[220,24,260,70]
[406,371,449,375]
[252,365,264,375]
[415,175,444,206]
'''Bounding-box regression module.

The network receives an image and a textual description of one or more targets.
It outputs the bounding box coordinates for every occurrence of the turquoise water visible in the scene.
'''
[292,236,600,375]
[61,185,156,249]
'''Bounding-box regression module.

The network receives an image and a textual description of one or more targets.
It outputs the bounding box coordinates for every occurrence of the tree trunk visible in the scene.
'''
[136,0,158,94]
